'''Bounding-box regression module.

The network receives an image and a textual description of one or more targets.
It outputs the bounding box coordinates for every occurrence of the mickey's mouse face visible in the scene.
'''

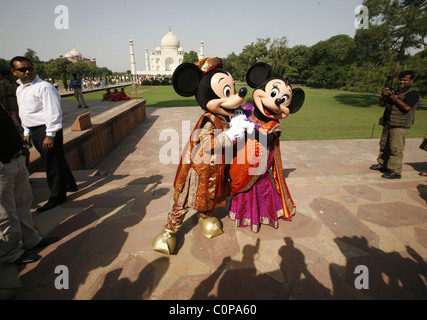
[172,59,247,116]
[206,71,246,116]
[253,79,293,120]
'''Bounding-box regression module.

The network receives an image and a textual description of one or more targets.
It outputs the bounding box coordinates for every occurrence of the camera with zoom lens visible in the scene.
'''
[385,87,395,96]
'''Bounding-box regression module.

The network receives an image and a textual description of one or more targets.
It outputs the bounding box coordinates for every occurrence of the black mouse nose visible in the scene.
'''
[239,87,247,98]
[275,98,286,106]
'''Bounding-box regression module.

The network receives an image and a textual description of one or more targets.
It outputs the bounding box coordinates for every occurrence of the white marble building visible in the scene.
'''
[134,29,204,77]
[60,48,96,66]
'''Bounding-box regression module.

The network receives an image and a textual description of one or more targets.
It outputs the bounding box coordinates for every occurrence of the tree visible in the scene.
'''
[183,51,199,64]
[23,48,47,79]
[224,38,275,81]
[67,61,90,78]
[267,37,289,78]
[353,23,393,69]
[45,58,72,83]
[238,38,271,77]
[223,52,242,80]
[88,64,99,79]
[0,58,9,71]
[362,0,427,82]
[24,48,42,64]
[307,35,356,88]
[97,67,113,76]
[286,45,310,83]
[406,48,427,95]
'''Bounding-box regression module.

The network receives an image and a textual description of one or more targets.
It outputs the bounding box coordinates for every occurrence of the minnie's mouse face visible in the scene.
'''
[206,71,246,116]
[246,62,305,119]
[253,79,293,120]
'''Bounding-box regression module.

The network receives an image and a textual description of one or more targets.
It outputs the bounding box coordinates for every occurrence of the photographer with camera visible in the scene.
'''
[370,70,420,179]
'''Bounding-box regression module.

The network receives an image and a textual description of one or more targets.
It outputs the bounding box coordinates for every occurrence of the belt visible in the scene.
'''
[12,151,22,160]
[29,125,45,132]
[1,151,22,164]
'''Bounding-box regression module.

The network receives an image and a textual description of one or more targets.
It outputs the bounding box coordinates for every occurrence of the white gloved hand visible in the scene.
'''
[245,120,255,135]
[225,125,246,142]
[230,113,246,127]
[230,113,255,135]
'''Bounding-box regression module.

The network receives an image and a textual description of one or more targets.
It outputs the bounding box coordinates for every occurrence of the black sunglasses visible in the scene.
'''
[14,67,34,73]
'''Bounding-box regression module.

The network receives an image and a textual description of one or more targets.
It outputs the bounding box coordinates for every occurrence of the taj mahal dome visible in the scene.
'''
[130,29,205,77]
[59,48,96,66]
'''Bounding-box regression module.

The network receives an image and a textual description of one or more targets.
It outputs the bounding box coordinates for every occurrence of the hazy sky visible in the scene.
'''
[1,0,365,72]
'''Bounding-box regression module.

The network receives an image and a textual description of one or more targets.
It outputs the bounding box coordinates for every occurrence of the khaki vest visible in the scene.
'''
[388,88,418,128]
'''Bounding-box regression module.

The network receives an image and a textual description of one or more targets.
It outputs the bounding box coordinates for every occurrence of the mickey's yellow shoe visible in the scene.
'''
[152,228,176,255]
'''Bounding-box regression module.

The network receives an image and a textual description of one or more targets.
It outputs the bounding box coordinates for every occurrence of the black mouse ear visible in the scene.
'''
[289,88,305,114]
[246,62,272,88]
[172,63,203,97]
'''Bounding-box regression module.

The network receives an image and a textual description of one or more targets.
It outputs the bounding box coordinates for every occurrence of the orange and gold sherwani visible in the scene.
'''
[164,112,232,232]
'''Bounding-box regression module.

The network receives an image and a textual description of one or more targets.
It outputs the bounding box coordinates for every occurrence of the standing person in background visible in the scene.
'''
[370,70,420,179]
[0,103,59,265]
[420,133,427,177]
[0,67,30,167]
[69,73,88,109]
[0,67,20,126]
[11,56,78,213]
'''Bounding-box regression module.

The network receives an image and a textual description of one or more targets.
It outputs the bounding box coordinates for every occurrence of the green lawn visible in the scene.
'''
[67,85,427,141]
[279,88,427,141]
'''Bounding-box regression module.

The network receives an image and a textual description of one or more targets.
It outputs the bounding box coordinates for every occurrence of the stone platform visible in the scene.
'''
[1,106,426,301]
[28,98,146,171]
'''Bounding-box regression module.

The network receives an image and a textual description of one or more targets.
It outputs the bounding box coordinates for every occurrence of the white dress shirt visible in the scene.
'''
[16,75,63,137]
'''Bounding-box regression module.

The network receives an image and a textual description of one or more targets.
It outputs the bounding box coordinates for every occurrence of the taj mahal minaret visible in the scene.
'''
[129,39,136,76]
[198,41,205,60]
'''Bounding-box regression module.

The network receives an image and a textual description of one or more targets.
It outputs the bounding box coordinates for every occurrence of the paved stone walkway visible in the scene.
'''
[1,105,426,300]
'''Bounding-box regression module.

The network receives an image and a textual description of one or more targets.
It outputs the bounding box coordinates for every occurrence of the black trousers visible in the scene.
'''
[30,125,77,203]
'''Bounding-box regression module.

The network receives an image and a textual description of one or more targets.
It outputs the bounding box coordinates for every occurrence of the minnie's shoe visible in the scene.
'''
[198,216,223,239]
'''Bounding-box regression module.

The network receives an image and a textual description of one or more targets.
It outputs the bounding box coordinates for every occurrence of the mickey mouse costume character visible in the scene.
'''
[228,62,305,232]
[152,58,252,255]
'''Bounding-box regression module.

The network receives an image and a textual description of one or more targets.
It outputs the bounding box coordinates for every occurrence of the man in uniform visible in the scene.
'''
[370,71,420,179]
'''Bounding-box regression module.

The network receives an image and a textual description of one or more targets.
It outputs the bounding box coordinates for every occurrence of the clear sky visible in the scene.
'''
[1,0,365,72]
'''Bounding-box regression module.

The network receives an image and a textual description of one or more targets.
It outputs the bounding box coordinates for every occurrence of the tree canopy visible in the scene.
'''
[221,0,426,95]
[2,1,425,94]
[183,51,199,64]
[4,48,114,84]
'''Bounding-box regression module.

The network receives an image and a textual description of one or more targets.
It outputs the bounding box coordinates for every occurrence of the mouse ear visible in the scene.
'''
[289,88,305,114]
[172,63,203,97]
[246,62,272,88]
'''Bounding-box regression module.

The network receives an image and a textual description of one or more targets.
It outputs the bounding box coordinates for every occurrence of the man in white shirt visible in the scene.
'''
[11,56,77,212]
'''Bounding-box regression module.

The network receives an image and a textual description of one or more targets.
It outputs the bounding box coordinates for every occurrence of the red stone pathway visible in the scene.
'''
[1,106,426,300]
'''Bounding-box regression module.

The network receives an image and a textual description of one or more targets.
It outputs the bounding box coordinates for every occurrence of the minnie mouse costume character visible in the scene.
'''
[152,58,252,255]
[228,62,305,232]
